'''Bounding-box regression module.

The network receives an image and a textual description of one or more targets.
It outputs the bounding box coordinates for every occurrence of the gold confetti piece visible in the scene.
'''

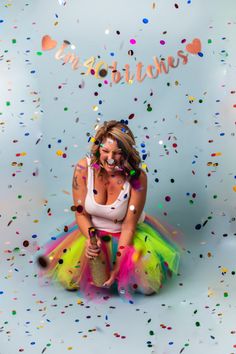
[208,288,215,297]
[141,163,147,169]
[56,150,63,156]
[188,95,196,103]
[221,266,228,273]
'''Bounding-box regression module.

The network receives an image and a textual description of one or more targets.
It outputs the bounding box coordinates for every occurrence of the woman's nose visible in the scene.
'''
[107,156,116,163]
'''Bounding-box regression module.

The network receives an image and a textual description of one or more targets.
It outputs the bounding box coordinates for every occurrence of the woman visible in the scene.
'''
[37,120,181,301]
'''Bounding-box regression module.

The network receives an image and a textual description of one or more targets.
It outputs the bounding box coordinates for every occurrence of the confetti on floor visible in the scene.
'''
[0,0,236,353]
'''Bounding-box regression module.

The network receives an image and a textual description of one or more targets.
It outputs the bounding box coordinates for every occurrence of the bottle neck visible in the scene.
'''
[88,227,98,245]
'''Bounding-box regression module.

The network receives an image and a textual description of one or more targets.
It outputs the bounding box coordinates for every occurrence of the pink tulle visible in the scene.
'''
[116,245,136,299]
[43,234,69,255]
[37,214,181,303]
[74,230,138,302]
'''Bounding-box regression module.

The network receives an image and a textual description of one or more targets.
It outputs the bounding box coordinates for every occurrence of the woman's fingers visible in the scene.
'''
[87,249,100,257]
[96,237,102,248]
[85,250,97,259]
[85,236,102,259]
[89,244,101,252]
[85,245,101,259]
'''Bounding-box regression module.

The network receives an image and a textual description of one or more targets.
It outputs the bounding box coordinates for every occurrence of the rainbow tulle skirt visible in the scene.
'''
[36,214,182,302]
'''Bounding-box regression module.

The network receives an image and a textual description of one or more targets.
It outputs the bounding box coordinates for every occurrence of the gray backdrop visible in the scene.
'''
[1,1,236,354]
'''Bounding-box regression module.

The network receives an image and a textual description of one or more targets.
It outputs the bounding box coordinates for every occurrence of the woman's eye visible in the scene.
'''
[103,150,121,155]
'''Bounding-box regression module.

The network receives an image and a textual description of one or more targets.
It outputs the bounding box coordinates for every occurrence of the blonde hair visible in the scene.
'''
[89,120,142,182]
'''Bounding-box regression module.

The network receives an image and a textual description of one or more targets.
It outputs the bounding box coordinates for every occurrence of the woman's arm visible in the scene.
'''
[72,157,95,238]
[114,170,148,269]
[102,170,147,287]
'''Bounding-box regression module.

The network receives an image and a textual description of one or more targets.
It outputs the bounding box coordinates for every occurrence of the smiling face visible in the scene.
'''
[99,137,124,175]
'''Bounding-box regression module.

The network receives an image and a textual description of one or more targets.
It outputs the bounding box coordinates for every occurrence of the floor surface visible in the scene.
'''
[1,221,236,354]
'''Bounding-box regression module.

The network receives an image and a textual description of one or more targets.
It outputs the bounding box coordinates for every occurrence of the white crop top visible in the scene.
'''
[84,156,145,233]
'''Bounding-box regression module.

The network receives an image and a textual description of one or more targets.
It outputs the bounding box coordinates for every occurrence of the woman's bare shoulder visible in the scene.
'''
[77,156,88,167]
[75,157,88,176]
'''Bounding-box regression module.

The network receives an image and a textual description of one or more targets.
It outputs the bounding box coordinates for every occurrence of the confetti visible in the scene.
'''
[0,2,235,354]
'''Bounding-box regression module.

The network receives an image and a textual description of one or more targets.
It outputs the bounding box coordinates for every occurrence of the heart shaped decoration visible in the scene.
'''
[186,38,201,54]
[42,35,57,51]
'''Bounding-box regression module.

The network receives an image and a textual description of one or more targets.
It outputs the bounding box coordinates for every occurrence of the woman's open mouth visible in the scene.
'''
[106,161,116,168]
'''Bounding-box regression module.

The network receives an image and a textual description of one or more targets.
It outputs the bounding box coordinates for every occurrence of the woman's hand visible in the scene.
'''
[102,268,119,288]
[85,236,102,259]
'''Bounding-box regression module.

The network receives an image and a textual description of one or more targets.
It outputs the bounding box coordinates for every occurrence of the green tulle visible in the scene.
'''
[134,221,180,275]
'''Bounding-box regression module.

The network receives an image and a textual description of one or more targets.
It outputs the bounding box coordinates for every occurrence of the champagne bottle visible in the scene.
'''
[88,227,110,287]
